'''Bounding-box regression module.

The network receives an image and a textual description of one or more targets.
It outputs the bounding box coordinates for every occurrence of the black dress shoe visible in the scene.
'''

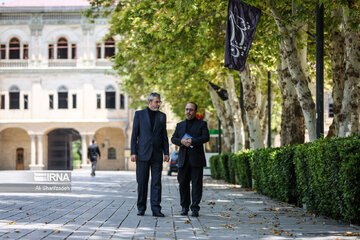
[152,211,165,217]
[180,208,188,216]
[191,211,199,217]
[137,210,145,216]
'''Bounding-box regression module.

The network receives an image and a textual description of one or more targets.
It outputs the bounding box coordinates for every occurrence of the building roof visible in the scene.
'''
[0,0,95,13]
[0,0,91,7]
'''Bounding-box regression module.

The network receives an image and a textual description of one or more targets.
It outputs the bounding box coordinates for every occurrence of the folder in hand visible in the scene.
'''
[182,133,193,148]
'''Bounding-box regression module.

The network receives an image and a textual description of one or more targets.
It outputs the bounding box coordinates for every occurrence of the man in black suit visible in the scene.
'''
[131,92,169,217]
[87,139,101,177]
[171,102,209,217]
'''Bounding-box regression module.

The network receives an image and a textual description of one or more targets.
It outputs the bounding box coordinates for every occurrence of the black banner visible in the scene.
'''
[208,81,228,101]
[224,0,261,71]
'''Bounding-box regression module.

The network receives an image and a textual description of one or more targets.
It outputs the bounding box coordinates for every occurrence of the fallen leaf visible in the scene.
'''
[7,221,16,225]
[184,220,191,224]
[165,233,172,236]
[343,232,360,236]
[54,230,61,233]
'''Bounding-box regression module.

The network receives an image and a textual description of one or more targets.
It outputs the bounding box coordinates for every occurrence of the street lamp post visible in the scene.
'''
[316,1,324,138]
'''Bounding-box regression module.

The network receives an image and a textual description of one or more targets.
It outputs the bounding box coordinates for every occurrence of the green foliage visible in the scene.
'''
[294,137,360,223]
[234,151,253,188]
[251,147,297,203]
[218,153,234,183]
[210,136,360,224]
[209,155,221,179]
[338,137,360,223]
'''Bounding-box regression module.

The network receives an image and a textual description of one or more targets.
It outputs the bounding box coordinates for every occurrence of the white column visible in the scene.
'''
[54,43,57,59]
[101,43,105,59]
[5,42,9,59]
[30,34,36,60]
[37,134,44,167]
[30,135,36,167]
[81,134,88,167]
[89,135,94,145]
[20,43,23,59]
[68,43,71,59]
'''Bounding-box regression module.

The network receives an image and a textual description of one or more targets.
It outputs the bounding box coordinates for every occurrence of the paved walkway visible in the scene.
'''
[0,170,359,240]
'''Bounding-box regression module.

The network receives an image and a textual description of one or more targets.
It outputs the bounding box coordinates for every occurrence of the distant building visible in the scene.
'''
[0,0,131,170]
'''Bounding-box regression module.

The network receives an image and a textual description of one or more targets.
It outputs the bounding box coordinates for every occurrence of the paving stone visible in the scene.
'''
[0,170,359,240]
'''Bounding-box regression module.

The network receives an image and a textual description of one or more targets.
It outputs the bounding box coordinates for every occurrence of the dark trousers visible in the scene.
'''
[136,157,163,213]
[177,159,203,212]
[91,160,97,175]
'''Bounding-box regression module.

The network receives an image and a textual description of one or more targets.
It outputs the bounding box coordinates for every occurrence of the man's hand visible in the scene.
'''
[181,138,192,147]
[87,159,90,164]
[164,155,170,162]
[131,154,137,162]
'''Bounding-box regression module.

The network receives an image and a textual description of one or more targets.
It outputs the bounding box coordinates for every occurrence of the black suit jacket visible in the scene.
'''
[88,144,101,162]
[171,119,210,167]
[131,108,169,161]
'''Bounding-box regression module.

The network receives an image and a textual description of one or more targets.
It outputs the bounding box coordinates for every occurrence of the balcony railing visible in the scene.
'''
[95,59,113,67]
[0,60,29,68]
[48,59,77,67]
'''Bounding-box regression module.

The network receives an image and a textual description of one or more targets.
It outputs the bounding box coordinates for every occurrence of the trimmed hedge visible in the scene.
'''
[209,155,221,179]
[218,153,234,183]
[294,137,360,222]
[234,150,253,188]
[209,136,360,224]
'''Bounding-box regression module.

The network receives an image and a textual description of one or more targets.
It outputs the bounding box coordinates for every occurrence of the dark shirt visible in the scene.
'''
[147,107,157,129]
[185,118,196,132]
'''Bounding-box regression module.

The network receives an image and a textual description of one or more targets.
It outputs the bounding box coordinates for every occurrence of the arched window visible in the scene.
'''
[57,37,68,59]
[108,147,116,160]
[104,38,115,58]
[105,85,115,109]
[9,38,20,59]
[9,85,20,109]
[58,85,68,109]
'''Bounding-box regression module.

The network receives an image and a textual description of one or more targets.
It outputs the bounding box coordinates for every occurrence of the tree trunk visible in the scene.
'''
[270,1,316,142]
[259,97,268,146]
[208,85,233,153]
[338,5,360,137]
[225,75,244,152]
[327,10,345,137]
[278,49,305,146]
[239,65,264,149]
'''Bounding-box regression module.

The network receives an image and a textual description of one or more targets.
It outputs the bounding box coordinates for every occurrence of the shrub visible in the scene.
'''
[218,153,234,182]
[209,155,221,179]
[234,150,253,188]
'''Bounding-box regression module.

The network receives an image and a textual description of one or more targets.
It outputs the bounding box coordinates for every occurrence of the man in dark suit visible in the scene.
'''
[87,139,101,177]
[131,92,169,217]
[171,102,209,217]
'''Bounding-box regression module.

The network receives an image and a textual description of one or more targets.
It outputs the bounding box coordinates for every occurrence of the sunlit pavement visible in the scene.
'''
[0,170,359,239]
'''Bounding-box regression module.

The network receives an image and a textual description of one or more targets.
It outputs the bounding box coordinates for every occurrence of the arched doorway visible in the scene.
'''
[16,148,24,170]
[0,128,30,170]
[47,128,80,170]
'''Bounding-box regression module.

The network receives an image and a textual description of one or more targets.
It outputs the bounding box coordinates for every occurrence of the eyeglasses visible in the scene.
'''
[152,100,162,104]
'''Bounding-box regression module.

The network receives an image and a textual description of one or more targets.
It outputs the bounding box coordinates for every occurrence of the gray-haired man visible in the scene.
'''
[131,92,170,217]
